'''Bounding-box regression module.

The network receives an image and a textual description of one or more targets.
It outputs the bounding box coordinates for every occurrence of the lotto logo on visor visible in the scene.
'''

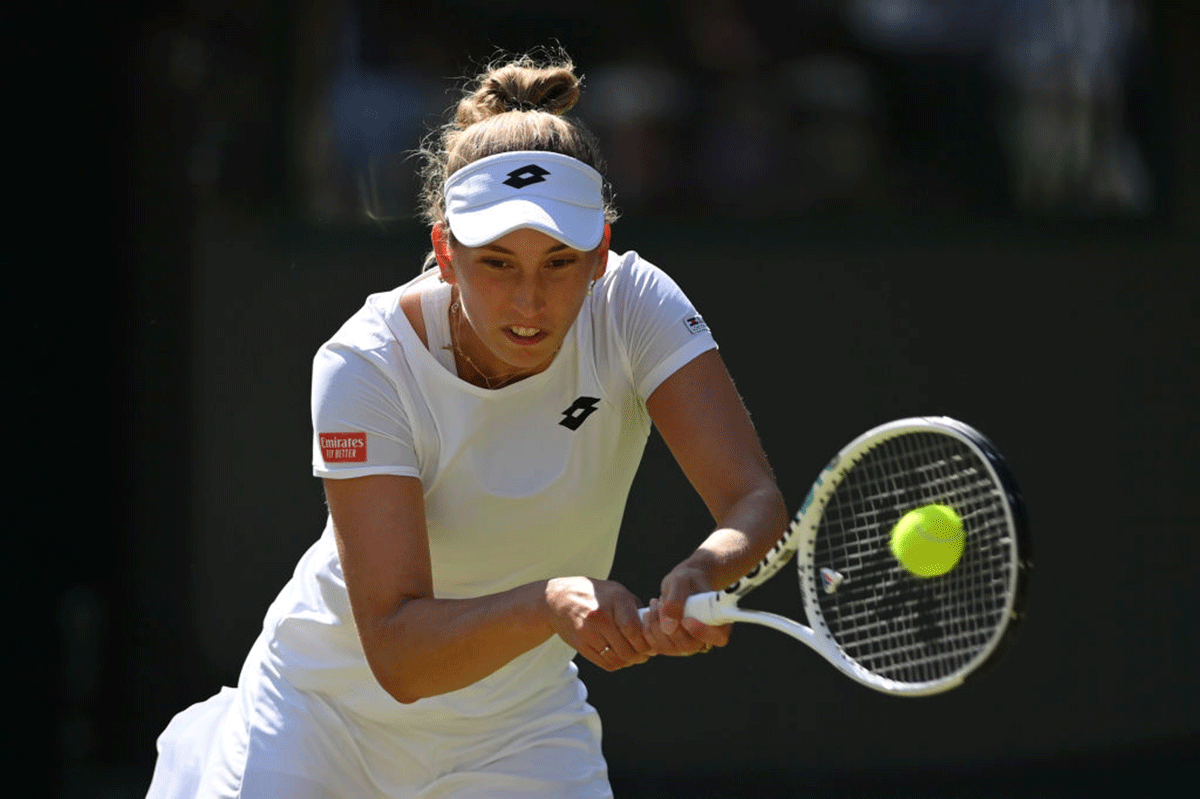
[503,164,550,188]
[444,151,605,251]
[320,432,367,463]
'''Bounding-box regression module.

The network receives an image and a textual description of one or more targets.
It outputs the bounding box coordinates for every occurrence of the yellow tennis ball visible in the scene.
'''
[889,504,965,577]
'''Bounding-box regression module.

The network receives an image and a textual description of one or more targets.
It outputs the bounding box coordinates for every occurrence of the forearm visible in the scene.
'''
[644,350,789,599]
[363,581,555,704]
[678,483,788,591]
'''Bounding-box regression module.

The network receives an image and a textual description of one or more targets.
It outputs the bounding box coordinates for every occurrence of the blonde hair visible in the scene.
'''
[418,49,619,236]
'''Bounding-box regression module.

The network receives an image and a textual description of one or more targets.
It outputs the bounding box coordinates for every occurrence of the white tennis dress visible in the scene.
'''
[146,250,716,798]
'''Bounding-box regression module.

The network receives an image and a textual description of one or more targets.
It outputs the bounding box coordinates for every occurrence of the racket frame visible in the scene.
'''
[678,416,1031,696]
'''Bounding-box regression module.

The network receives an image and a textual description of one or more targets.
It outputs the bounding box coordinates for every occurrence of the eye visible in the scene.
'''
[546,257,577,270]
[481,258,510,269]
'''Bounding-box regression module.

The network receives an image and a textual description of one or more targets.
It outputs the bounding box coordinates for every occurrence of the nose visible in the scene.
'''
[511,272,546,318]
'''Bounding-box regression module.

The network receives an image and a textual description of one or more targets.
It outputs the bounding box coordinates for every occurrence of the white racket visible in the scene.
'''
[646,416,1031,697]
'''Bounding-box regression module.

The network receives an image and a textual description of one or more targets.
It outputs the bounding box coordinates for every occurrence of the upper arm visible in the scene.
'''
[324,475,432,650]
[645,349,777,521]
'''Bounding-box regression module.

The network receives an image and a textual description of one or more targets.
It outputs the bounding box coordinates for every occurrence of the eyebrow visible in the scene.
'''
[478,242,573,255]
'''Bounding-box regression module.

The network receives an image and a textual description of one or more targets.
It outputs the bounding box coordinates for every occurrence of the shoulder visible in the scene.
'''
[319,270,436,360]
[587,248,716,395]
[594,249,704,331]
[321,289,402,354]
[600,248,666,286]
[312,279,429,400]
[596,249,691,309]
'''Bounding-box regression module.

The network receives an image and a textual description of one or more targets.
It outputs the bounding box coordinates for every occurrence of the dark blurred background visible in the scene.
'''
[51,0,1196,795]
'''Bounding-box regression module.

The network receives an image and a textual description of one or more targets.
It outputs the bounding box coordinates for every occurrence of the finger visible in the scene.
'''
[639,597,658,635]
[663,621,707,656]
[591,638,649,671]
[589,641,619,672]
[614,603,654,657]
[660,605,732,656]
[587,616,641,665]
[605,638,647,666]
[679,617,732,650]
[641,598,674,654]
[657,599,681,635]
[642,599,702,657]
[657,581,694,636]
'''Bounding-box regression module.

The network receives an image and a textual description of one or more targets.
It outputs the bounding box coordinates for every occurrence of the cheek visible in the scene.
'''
[553,290,591,331]
[462,290,503,327]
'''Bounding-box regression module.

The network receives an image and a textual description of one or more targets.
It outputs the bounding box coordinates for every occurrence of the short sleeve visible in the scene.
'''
[604,253,718,400]
[311,344,421,480]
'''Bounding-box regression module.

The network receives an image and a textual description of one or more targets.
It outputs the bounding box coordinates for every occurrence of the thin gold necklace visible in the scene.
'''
[445,299,538,390]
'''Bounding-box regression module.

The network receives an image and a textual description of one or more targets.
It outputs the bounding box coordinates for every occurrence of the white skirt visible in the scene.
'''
[145,664,612,798]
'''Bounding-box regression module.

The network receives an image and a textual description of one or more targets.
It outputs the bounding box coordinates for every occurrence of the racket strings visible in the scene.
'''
[811,432,1015,686]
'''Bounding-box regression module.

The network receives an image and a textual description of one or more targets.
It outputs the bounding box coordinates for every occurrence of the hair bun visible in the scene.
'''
[456,57,581,125]
[507,99,543,113]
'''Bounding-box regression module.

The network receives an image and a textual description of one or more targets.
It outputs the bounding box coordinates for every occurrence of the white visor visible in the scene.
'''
[444,151,606,251]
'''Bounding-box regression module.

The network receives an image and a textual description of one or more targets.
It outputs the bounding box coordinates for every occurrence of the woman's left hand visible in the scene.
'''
[641,564,731,656]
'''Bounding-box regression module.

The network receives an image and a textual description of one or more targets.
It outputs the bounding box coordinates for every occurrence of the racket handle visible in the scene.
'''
[636,591,724,626]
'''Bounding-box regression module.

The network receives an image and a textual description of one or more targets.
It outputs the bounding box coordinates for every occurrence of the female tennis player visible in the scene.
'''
[146,49,788,798]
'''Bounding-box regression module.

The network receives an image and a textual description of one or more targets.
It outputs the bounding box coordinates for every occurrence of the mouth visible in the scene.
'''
[504,325,549,345]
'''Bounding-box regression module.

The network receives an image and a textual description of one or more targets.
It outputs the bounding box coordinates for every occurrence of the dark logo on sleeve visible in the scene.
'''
[503,164,550,189]
[559,396,600,431]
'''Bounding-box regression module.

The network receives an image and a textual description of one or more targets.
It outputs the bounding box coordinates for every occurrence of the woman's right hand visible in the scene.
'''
[545,576,656,671]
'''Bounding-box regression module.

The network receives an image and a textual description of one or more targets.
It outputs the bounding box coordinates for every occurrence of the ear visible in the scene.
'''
[431,223,455,283]
[592,223,612,282]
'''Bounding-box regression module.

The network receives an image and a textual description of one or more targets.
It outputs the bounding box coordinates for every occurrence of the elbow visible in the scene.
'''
[358,598,435,704]
[360,624,429,705]
[388,688,423,706]
[367,659,426,705]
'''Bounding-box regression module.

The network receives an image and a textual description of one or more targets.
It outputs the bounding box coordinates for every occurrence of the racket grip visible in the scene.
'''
[636,592,724,626]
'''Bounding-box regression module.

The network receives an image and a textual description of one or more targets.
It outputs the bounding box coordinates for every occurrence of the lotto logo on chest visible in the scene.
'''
[559,396,601,431]
[320,432,367,463]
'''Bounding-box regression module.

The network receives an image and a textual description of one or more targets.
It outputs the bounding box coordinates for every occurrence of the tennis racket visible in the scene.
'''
[646,416,1030,697]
